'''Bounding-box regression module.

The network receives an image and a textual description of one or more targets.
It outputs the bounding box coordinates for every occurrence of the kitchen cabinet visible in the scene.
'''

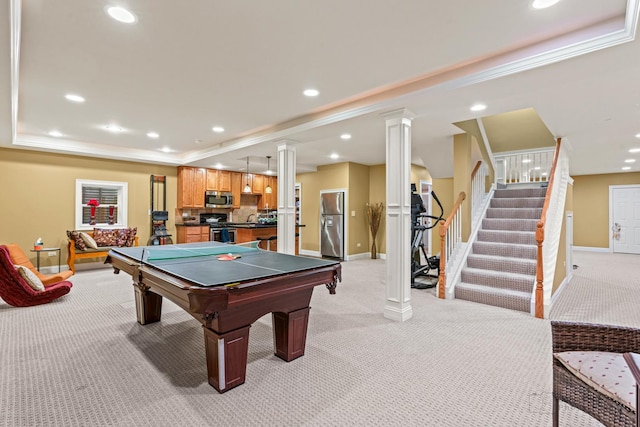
[177,167,206,208]
[261,176,277,210]
[235,225,300,255]
[231,172,242,208]
[206,169,232,192]
[218,171,231,192]
[251,174,264,194]
[176,226,210,243]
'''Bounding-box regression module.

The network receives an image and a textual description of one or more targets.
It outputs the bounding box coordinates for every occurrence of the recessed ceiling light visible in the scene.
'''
[214,163,224,169]
[340,133,352,140]
[635,133,640,138]
[160,147,172,153]
[330,153,339,159]
[624,159,636,163]
[531,0,561,9]
[522,159,532,163]
[533,166,541,170]
[147,132,159,139]
[48,130,63,137]
[470,103,486,112]
[212,126,225,133]
[542,172,548,176]
[104,124,124,133]
[65,94,85,103]
[106,6,137,23]
[629,148,640,153]
[622,166,632,171]
[303,89,319,97]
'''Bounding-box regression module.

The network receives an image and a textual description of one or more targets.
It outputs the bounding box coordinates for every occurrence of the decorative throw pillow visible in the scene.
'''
[15,265,45,291]
[116,228,131,247]
[67,230,87,251]
[80,232,98,249]
[125,227,137,247]
[93,228,119,247]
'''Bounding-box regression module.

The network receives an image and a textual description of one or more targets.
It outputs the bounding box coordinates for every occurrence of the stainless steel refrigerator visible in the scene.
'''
[320,191,344,259]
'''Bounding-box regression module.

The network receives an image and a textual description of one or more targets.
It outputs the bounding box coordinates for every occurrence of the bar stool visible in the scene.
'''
[257,235,277,251]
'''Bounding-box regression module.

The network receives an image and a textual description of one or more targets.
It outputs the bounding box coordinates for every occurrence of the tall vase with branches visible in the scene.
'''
[365,202,384,259]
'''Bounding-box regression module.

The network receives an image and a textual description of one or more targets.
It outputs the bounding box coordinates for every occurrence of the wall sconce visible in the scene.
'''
[265,156,273,194]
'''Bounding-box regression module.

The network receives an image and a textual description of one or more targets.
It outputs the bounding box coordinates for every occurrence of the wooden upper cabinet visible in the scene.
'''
[206,169,218,191]
[263,176,277,209]
[177,166,206,208]
[231,172,242,208]
[206,169,232,192]
[252,174,264,194]
[218,171,232,192]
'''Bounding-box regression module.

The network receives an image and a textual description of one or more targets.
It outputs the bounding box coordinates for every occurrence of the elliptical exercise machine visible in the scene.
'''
[410,183,444,289]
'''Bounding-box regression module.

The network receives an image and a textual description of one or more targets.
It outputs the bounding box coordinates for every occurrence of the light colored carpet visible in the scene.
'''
[1,250,637,426]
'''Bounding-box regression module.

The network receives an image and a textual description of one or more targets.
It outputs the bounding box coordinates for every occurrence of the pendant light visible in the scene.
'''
[243,156,251,193]
[265,156,273,194]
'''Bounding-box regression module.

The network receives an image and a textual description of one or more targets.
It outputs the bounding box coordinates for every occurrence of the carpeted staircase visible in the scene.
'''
[455,187,547,313]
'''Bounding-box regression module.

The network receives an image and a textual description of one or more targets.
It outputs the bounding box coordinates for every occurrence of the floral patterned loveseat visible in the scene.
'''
[66,228,138,273]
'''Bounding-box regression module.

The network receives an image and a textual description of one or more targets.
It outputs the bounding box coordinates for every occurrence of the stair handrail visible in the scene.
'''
[535,138,562,318]
[438,191,466,299]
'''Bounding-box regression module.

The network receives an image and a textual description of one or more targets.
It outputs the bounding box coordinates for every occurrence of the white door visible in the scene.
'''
[612,186,640,254]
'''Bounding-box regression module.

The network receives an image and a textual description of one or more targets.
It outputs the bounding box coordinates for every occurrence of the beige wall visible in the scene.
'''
[368,164,386,254]
[453,133,473,240]
[296,163,349,253]
[551,181,573,294]
[348,163,370,256]
[0,148,177,270]
[572,172,640,248]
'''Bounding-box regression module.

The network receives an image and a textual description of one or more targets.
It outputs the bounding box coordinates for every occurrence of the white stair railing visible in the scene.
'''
[438,192,465,299]
[471,161,489,228]
[494,148,555,185]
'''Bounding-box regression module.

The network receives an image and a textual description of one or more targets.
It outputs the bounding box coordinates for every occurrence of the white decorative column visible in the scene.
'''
[277,141,297,255]
[382,109,415,322]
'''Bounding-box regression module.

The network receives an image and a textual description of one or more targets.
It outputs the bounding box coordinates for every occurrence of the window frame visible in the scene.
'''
[75,179,128,230]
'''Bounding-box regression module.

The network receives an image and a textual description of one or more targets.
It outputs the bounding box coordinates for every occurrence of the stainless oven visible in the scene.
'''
[210,228,236,244]
[205,191,233,208]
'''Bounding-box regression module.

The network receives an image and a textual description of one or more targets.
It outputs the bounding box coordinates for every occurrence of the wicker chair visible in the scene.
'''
[551,321,640,426]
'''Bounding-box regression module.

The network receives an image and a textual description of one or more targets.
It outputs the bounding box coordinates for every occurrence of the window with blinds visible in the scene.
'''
[76,179,128,229]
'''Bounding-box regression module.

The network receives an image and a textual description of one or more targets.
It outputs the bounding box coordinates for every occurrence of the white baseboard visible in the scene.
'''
[573,246,610,253]
[550,271,574,307]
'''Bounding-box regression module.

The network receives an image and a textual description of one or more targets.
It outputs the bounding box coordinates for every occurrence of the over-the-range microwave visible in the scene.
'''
[205,191,233,208]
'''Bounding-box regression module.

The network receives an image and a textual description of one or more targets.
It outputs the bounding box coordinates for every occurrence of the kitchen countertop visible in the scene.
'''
[176,222,304,228]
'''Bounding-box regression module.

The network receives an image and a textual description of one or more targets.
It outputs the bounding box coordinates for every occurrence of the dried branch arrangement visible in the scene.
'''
[365,202,384,259]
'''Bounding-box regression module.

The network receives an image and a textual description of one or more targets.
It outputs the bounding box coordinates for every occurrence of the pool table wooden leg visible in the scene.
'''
[272,307,310,361]
[203,326,250,393]
[133,286,162,325]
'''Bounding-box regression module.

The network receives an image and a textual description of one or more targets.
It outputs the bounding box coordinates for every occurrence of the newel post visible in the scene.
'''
[438,221,446,299]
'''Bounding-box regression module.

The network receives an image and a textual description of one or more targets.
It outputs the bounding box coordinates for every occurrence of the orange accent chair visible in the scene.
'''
[0,245,72,307]
[5,243,73,285]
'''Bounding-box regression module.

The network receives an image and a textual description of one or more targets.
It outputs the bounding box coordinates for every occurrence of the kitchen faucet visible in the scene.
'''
[246,213,255,222]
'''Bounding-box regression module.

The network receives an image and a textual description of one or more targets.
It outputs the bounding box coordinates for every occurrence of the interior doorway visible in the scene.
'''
[610,185,640,254]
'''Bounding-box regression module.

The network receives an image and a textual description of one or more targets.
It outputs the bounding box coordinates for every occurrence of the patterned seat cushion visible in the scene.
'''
[554,351,636,410]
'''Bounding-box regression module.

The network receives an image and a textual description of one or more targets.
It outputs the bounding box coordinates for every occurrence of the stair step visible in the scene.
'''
[477,230,536,245]
[490,197,545,209]
[482,218,538,232]
[455,283,530,313]
[472,241,537,259]
[467,254,536,276]
[460,267,534,293]
[486,207,542,219]
[494,188,547,198]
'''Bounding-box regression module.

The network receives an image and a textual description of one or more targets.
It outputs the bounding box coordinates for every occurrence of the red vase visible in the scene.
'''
[90,206,96,225]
